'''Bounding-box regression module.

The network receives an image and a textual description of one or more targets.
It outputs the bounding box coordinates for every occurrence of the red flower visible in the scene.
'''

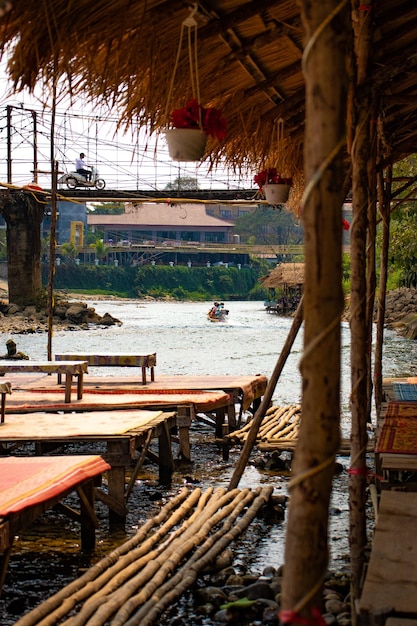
[254,168,293,189]
[170,98,227,141]
[342,218,350,231]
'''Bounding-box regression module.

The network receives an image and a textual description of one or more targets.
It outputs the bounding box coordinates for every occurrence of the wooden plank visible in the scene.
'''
[358,491,417,617]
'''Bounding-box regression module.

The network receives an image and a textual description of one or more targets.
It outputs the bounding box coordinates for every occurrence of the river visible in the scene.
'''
[0,299,415,624]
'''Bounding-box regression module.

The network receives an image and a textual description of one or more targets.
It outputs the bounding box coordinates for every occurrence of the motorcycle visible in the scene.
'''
[58,166,106,190]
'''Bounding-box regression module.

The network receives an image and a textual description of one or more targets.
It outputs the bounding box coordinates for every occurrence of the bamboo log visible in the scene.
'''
[125,487,274,626]
[14,488,193,626]
[65,489,244,626]
[61,488,219,626]
[228,297,303,490]
[109,489,256,626]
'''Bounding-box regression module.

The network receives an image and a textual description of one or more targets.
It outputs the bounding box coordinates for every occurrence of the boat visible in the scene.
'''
[207,302,229,322]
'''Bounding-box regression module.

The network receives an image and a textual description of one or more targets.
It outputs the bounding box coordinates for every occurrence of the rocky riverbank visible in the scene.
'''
[0,294,122,335]
[381,287,417,339]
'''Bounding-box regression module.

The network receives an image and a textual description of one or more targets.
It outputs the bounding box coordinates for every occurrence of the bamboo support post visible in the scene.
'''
[228,297,303,490]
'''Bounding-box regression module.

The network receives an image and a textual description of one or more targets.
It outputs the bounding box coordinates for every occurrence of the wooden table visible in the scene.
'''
[2,388,233,460]
[0,409,177,525]
[358,491,417,622]
[78,373,268,431]
[0,360,88,403]
[0,454,110,595]
[376,411,417,489]
[55,353,156,385]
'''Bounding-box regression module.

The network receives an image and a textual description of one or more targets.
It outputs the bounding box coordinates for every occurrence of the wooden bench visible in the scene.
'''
[0,455,110,596]
[0,360,88,403]
[55,353,156,385]
[358,491,417,624]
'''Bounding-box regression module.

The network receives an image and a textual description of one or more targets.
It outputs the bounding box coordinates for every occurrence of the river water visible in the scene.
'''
[0,300,415,623]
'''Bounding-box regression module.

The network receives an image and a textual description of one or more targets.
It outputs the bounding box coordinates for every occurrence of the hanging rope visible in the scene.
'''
[165,4,202,124]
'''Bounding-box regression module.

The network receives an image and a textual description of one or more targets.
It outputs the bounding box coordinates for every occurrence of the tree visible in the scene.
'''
[164,177,200,191]
[60,241,79,262]
[88,202,125,214]
[234,206,303,258]
[93,238,110,263]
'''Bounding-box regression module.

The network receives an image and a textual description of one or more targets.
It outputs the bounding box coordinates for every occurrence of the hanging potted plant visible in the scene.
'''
[254,167,293,205]
[165,98,227,161]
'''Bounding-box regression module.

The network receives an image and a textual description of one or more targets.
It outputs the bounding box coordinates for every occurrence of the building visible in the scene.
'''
[87,202,235,245]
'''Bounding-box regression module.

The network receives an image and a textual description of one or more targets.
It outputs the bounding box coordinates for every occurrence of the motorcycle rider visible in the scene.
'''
[75,153,92,182]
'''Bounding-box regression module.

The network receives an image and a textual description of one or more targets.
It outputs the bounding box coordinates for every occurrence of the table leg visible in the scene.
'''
[78,480,97,552]
[0,393,5,424]
[77,373,84,400]
[215,407,226,439]
[141,366,146,385]
[65,373,72,403]
[158,422,174,484]
[151,366,155,382]
[0,521,12,597]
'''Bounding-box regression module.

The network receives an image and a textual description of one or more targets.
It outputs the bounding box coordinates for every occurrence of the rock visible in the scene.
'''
[65,303,88,324]
[0,297,124,334]
[99,312,122,326]
[375,287,417,338]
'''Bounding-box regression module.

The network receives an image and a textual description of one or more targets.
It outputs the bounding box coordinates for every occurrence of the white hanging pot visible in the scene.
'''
[263,183,291,205]
[165,128,207,161]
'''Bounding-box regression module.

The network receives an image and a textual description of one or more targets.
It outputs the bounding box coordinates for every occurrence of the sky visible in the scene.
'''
[0,65,254,192]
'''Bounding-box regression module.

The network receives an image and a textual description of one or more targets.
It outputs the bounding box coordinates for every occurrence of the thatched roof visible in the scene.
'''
[0,0,416,177]
[261,262,304,289]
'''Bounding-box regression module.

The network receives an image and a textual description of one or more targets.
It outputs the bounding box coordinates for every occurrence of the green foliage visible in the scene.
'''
[44,265,262,300]
[93,238,111,261]
[60,241,79,260]
[164,176,200,191]
[234,207,303,247]
[88,202,125,214]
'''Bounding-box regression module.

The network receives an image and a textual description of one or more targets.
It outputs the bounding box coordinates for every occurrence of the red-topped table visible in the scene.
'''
[0,454,110,595]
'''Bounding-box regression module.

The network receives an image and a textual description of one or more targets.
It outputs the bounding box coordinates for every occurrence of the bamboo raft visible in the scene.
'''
[225,404,302,446]
[224,405,374,455]
[14,485,273,626]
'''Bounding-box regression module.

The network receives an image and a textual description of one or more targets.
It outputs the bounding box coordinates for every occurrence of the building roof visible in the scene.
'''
[261,262,305,288]
[87,203,235,229]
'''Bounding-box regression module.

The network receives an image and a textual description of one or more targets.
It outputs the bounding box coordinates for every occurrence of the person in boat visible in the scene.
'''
[217,302,229,316]
[208,302,219,318]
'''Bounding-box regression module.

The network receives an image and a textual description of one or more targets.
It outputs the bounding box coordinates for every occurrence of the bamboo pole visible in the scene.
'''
[282,0,349,620]
[228,296,303,490]
[349,0,376,603]
[374,164,391,417]
[62,488,244,626]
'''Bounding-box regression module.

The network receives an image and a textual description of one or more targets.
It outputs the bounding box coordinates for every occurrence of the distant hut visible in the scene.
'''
[261,263,304,314]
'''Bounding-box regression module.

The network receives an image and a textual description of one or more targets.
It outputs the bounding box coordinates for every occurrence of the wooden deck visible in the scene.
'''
[358,491,417,623]
[0,360,88,402]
